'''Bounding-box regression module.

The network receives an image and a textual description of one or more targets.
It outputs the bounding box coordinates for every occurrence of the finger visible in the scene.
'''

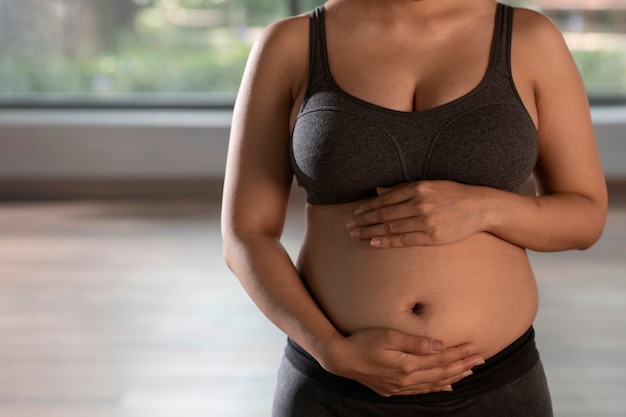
[349,201,417,229]
[377,367,475,397]
[402,356,485,394]
[388,334,448,355]
[400,343,482,371]
[390,355,483,395]
[370,232,437,248]
[393,380,457,396]
[371,354,481,397]
[376,385,449,397]
[354,183,415,215]
[373,346,484,397]
[349,217,425,240]
[421,370,474,391]
[392,372,467,396]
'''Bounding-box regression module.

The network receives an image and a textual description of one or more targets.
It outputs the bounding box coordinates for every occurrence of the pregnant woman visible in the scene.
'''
[222,0,607,415]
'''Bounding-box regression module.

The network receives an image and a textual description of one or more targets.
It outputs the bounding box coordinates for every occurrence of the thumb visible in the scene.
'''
[427,338,446,353]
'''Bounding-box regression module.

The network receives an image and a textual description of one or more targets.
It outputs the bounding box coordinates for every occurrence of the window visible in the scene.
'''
[0,0,290,106]
[0,0,623,106]
[510,0,626,102]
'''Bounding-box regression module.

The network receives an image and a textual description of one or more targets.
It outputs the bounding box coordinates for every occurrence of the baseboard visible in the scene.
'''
[0,178,622,206]
[607,179,626,206]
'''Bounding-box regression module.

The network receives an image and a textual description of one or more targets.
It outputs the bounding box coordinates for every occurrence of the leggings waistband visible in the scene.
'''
[285,326,539,404]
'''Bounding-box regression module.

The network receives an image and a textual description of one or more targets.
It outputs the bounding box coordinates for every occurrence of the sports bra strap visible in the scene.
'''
[306,6,327,91]
[494,3,514,77]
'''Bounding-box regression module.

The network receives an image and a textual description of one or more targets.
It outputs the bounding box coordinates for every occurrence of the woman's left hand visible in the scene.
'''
[346,180,488,247]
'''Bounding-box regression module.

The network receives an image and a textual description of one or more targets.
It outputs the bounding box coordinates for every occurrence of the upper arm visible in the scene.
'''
[512,8,607,210]
[222,16,309,239]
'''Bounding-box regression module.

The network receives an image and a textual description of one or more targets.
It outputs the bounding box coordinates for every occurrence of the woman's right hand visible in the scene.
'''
[321,327,485,397]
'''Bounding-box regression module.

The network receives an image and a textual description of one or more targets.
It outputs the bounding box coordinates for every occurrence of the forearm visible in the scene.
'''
[223,231,342,364]
[482,186,607,252]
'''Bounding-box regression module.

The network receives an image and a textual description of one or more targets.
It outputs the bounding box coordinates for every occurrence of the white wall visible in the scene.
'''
[590,107,626,179]
[0,110,231,179]
[0,107,623,180]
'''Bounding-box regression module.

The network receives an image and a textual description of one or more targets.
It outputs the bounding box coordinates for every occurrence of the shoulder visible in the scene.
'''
[248,14,310,74]
[242,13,310,99]
[256,13,310,50]
[509,7,581,90]
[510,7,571,59]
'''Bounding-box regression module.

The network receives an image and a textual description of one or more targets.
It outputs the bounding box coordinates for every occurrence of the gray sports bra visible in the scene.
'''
[290,3,538,205]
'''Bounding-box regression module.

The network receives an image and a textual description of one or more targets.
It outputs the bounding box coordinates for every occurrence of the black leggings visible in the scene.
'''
[272,327,553,417]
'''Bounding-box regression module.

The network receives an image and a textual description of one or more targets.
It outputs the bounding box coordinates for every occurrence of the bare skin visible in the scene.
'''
[300,202,539,359]
[222,0,607,398]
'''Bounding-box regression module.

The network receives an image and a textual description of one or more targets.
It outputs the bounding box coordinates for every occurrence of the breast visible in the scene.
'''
[290,107,412,204]
[423,103,538,192]
[290,97,538,205]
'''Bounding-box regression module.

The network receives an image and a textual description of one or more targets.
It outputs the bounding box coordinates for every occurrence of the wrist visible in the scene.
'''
[476,185,504,234]
[316,332,350,374]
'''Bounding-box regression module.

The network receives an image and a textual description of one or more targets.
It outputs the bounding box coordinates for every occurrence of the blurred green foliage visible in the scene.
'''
[0,0,624,100]
[0,0,282,97]
[573,50,626,97]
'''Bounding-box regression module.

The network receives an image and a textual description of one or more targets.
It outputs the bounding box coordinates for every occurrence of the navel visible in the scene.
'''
[411,303,424,315]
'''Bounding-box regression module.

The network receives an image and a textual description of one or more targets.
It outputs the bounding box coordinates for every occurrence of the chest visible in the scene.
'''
[290,77,538,204]
[324,13,496,114]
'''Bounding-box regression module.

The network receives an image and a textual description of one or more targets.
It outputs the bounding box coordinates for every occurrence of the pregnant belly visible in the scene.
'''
[297,203,539,359]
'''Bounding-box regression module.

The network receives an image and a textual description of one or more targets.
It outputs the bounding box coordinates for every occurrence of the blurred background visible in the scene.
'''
[0,0,623,416]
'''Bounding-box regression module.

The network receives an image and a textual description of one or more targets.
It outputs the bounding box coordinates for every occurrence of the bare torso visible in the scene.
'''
[297,203,538,359]
[289,0,540,360]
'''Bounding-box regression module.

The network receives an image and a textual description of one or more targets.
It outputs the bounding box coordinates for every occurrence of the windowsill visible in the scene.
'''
[590,105,626,124]
[0,108,232,128]
[0,105,623,180]
[0,104,623,126]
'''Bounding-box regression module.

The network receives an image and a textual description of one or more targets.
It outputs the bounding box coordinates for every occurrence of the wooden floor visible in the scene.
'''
[0,192,623,417]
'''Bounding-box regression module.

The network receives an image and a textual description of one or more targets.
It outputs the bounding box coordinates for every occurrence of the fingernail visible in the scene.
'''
[429,340,445,352]
[350,229,361,238]
[370,238,382,247]
[354,206,365,215]
[442,385,453,392]
[462,370,474,378]
[473,359,485,367]
[346,219,356,229]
